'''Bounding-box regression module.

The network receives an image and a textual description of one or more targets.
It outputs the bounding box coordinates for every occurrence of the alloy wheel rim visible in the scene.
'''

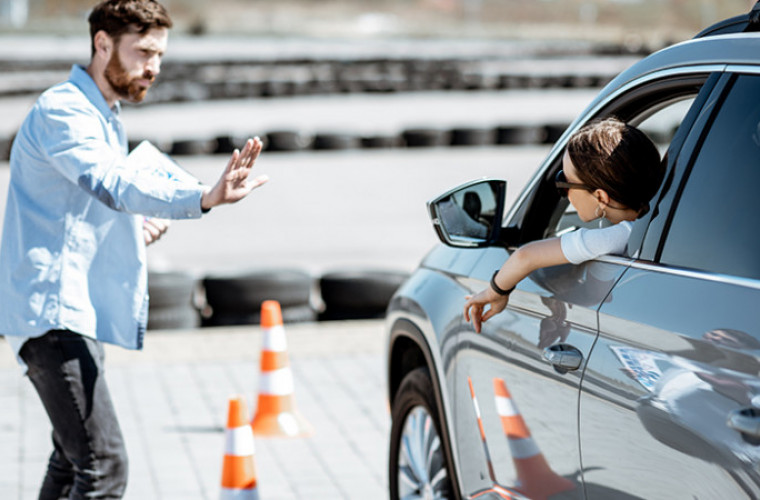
[397,405,449,500]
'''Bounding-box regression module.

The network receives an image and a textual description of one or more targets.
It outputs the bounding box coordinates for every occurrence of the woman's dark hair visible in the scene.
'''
[567,117,664,218]
[88,0,172,56]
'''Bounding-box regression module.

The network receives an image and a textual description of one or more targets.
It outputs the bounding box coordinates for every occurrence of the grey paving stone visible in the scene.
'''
[1,315,391,499]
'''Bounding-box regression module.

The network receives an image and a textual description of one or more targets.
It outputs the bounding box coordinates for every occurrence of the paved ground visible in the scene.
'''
[0,320,389,500]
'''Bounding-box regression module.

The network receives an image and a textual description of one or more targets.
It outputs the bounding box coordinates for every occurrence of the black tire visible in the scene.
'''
[389,367,454,500]
[265,130,311,151]
[312,133,361,150]
[495,125,547,145]
[147,305,200,330]
[449,127,496,147]
[402,128,450,148]
[214,135,251,154]
[319,270,408,315]
[203,269,313,313]
[317,307,385,322]
[148,271,198,309]
[170,138,217,156]
[202,303,316,327]
[360,135,402,149]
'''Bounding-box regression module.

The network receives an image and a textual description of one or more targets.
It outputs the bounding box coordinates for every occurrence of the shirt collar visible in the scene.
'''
[69,64,122,120]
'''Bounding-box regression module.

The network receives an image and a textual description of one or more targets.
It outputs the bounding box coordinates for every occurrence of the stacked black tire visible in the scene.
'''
[202,269,316,327]
[318,270,409,321]
[147,268,410,330]
[147,271,201,330]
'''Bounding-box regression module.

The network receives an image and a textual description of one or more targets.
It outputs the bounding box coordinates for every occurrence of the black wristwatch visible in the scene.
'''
[490,271,516,296]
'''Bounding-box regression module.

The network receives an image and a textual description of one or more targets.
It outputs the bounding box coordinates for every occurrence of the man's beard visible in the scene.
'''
[104,50,154,103]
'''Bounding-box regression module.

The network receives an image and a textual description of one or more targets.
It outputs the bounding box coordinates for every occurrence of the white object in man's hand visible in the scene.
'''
[201,137,269,210]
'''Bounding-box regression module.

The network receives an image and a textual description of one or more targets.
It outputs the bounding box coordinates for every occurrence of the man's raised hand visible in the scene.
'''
[201,137,269,210]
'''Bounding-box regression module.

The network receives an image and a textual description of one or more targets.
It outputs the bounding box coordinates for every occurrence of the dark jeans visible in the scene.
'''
[20,330,128,500]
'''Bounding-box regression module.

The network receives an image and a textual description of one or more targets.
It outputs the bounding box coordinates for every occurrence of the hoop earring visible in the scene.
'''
[595,206,607,228]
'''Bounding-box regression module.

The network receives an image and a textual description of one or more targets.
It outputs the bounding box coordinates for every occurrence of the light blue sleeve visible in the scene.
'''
[560,221,634,264]
[35,95,205,220]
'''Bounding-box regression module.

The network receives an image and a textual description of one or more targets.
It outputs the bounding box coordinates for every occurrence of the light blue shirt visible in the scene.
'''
[0,65,206,355]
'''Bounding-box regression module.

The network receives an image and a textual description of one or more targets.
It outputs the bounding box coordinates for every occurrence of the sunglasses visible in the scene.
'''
[555,170,593,198]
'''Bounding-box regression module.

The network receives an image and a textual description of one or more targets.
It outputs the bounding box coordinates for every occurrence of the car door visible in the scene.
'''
[450,69,716,499]
[581,71,760,498]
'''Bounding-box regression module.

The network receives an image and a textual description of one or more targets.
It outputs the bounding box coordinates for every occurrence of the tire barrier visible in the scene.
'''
[264,130,312,152]
[170,138,218,156]
[361,135,403,149]
[450,127,497,147]
[0,38,643,102]
[495,125,548,145]
[312,132,361,151]
[318,269,409,321]
[202,304,318,328]
[214,134,252,154]
[147,270,201,330]
[402,128,451,148]
[3,122,573,162]
[202,269,314,326]
[173,268,412,327]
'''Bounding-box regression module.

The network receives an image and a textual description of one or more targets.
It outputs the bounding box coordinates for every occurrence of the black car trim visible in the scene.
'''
[637,71,723,260]
[693,1,760,37]
[652,72,737,263]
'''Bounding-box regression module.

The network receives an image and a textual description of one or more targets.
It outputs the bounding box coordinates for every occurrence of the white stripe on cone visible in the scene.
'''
[471,394,482,419]
[507,436,541,460]
[258,367,294,395]
[494,395,519,417]
[220,488,259,500]
[261,326,287,352]
[224,426,256,456]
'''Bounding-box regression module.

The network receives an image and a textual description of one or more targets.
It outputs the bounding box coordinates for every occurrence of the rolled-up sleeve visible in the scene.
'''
[560,221,633,264]
[37,94,205,220]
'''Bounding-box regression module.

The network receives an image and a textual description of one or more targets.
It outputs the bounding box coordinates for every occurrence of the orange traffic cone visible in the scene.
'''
[251,300,313,437]
[493,378,575,500]
[221,396,259,499]
[467,377,526,500]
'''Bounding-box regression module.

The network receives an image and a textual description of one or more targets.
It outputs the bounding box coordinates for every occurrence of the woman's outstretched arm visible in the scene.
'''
[463,238,569,332]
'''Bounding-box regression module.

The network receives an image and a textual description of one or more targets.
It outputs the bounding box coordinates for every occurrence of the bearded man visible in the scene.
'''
[0,1,268,498]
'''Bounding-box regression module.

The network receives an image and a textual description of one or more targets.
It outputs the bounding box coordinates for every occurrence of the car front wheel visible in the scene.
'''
[389,367,453,500]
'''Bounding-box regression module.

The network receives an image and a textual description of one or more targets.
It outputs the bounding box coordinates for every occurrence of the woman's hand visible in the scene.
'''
[463,288,510,333]
[201,138,268,210]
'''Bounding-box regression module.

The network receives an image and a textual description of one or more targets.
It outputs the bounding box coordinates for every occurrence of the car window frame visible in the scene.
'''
[644,67,760,283]
[503,66,722,257]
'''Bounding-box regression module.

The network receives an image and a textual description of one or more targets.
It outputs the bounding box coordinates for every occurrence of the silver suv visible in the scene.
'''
[386,4,760,499]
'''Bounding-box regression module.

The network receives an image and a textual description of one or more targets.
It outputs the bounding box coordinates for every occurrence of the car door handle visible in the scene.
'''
[542,343,583,374]
[727,408,760,443]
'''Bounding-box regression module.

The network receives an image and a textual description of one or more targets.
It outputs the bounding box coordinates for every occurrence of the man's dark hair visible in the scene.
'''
[567,117,664,218]
[88,0,172,56]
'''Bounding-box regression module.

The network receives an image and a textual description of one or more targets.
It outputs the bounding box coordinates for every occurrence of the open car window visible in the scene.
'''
[545,96,697,241]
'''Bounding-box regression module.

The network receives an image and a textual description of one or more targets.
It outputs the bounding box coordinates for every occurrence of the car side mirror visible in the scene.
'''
[427,179,506,248]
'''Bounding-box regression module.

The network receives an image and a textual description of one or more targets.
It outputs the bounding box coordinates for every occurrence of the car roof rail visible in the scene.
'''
[694,0,760,38]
